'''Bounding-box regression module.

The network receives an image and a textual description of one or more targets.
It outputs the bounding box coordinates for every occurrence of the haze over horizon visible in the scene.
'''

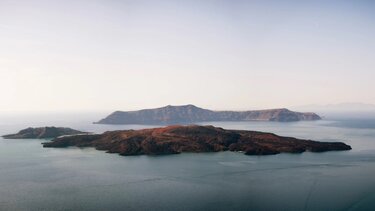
[1,0,374,113]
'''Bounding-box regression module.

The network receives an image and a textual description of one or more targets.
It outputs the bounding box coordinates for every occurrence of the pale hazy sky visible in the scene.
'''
[1,0,374,112]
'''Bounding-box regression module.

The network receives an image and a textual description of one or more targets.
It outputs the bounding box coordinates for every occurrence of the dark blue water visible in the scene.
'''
[0,115,375,210]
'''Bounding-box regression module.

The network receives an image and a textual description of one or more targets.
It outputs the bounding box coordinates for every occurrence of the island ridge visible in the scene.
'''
[96,104,321,125]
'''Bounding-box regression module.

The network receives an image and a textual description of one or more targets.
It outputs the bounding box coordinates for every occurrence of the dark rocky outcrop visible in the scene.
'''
[43,125,351,156]
[2,127,87,139]
[95,105,321,125]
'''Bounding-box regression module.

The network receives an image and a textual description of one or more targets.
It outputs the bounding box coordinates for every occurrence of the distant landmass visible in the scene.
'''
[43,125,351,156]
[293,103,375,112]
[2,127,86,139]
[95,104,321,125]
[292,103,375,119]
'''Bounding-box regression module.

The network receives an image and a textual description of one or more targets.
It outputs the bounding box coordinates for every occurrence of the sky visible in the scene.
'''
[0,0,374,112]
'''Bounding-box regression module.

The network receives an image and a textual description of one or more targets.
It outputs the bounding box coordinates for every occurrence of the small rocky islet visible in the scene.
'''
[42,125,351,156]
[2,127,87,139]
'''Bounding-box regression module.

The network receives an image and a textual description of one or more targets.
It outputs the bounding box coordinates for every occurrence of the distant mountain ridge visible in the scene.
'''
[95,105,321,125]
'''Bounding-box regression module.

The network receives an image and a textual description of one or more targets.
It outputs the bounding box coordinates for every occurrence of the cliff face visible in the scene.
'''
[95,105,321,125]
[43,125,351,156]
[2,127,86,139]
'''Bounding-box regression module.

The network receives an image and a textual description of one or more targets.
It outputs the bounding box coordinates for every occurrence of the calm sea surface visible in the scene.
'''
[1,114,375,210]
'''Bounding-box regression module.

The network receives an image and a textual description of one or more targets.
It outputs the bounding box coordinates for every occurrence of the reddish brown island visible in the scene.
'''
[42,125,351,156]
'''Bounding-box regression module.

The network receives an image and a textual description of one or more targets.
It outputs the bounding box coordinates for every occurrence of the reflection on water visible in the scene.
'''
[0,117,375,210]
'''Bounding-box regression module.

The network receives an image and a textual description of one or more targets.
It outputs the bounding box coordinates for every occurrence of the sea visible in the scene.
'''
[1,112,375,211]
